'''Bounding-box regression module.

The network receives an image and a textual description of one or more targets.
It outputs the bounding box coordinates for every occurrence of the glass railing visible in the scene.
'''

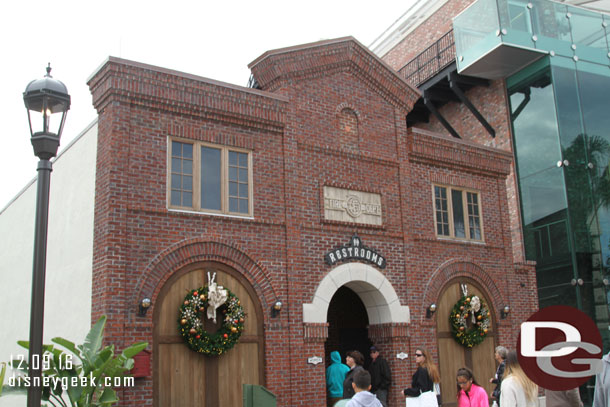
[453,0,610,75]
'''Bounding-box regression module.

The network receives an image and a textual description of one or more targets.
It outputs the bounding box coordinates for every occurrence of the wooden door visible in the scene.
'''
[154,263,264,407]
[436,280,496,407]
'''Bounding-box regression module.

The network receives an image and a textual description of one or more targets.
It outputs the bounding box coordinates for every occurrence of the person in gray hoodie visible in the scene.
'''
[346,370,382,407]
[593,352,610,407]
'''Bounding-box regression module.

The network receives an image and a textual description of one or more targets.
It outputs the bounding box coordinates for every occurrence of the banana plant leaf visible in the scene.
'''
[0,315,148,407]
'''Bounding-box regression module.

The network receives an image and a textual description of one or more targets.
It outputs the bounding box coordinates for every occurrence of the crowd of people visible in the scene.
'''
[325,345,610,407]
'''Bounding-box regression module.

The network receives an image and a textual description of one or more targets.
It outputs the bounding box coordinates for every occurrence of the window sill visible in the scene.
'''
[435,236,486,245]
[413,235,486,246]
[168,207,254,220]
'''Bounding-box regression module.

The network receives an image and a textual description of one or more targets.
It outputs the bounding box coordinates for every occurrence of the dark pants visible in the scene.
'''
[374,389,388,407]
[328,396,343,407]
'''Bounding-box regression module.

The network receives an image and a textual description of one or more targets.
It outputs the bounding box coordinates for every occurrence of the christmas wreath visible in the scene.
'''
[178,284,245,356]
[449,294,491,348]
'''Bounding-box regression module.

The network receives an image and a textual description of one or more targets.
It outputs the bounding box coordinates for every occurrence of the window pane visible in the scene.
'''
[239,183,248,198]
[183,143,193,159]
[201,147,221,211]
[239,199,248,213]
[183,175,192,191]
[452,189,465,238]
[239,168,248,182]
[229,181,238,196]
[229,166,238,181]
[171,190,181,206]
[229,151,238,166]
[183,192,192,207]
[239,152,248,167]
[183,159,192,174]
[172,158,182,172]
[171,174,181,188]
[229,197,238,212]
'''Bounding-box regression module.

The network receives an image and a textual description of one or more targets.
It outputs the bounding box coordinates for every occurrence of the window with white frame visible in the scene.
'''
[169,139,252,216]
[433,185,483,241]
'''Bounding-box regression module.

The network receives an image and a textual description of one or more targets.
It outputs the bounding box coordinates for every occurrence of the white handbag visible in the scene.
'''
[406,390,439,407]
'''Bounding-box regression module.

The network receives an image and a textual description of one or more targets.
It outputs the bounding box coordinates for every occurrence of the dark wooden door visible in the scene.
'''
[436,280,496,407]
[154,263,264,406]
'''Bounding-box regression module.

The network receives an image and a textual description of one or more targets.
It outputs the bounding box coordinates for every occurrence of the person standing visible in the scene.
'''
[369,346,391,407]
[327,350,350,407]
[593,351,610,407]
[456,367,488,407]
[343,350,365,399]
[499,350,537,407]
[489,346,507,404]
[346,370,383,407]
[544,388,583,407]
[402,347,440,404]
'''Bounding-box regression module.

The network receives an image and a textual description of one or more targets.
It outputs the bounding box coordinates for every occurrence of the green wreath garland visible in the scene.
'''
[178,285,245,356]
[449,295,491,348]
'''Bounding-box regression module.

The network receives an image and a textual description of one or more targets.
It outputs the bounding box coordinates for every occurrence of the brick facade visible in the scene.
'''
[87,36,536,406]
[382,0,527,264]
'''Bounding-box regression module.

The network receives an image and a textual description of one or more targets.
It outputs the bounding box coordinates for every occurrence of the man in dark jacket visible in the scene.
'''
[368,346,391,407]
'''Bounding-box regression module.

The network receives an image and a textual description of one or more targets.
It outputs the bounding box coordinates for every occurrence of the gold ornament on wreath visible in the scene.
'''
[178,272,245,356]
[449,284,491,348]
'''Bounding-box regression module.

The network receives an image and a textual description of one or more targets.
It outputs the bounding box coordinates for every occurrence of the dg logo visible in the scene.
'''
[517,305,603,390]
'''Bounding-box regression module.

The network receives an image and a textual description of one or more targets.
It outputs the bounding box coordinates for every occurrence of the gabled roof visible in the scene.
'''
[249,37,421,113]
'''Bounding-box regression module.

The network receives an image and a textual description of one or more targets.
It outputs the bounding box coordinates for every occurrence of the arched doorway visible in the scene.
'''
[325,286,372,367]
[303,263,410,326]
[436,279,497,407]
[153,262,264,407]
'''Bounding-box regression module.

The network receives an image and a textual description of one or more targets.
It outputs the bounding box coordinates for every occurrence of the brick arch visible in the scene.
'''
[421,259,505,322]
[134,238,277,319]
[303,262,410,325]
[335,102,362,120]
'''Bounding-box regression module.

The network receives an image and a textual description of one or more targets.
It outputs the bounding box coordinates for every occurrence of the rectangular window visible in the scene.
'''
[433,185,483,241]
[170,141,193,208]
[169,139,252,216]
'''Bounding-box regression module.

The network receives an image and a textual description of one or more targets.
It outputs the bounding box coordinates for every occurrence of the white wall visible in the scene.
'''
[0,121,97,406]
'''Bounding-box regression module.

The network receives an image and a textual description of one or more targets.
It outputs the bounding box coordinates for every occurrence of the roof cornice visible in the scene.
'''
[249,37,421,113]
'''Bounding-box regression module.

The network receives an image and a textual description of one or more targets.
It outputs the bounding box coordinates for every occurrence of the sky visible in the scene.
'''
[0,0,415,210]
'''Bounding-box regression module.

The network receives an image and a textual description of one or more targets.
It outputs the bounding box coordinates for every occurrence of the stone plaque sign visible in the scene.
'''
[324,186,382,226]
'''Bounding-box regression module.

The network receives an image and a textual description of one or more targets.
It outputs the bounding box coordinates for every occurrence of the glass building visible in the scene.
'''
[455,0,610,376]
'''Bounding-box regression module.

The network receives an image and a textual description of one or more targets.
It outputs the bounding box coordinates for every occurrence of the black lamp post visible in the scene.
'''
[23,64,70,407]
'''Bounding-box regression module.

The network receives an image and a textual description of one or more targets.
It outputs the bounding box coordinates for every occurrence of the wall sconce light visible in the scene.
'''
[501,305,510,319]
[426,303,437,319]
[138,298,152,317]
[271,300,282,318]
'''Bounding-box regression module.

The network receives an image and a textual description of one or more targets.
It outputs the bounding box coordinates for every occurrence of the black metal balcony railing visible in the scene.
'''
[398,30,456,87]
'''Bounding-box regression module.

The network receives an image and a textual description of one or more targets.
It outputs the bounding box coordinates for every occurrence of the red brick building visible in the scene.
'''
[87,36,537,407]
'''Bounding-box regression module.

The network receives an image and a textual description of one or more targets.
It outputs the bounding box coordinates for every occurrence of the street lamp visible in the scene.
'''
[23,64,70,407]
